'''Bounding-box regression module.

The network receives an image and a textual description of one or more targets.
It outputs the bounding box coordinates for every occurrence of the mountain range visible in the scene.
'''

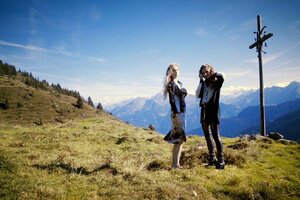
[107,81,300,141]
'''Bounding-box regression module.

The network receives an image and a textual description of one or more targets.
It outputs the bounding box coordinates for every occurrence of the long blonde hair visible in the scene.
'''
[163,63,179,99]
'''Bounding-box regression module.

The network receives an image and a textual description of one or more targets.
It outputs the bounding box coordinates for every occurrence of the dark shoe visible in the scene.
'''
[205,159,218,167]
[216,162,225,170]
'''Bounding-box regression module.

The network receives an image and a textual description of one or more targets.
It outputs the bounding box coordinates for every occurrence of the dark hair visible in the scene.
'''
[200,64,217,87]
[200,64,215,76]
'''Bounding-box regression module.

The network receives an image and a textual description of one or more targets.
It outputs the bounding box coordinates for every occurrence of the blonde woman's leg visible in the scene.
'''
[172,142,183,169]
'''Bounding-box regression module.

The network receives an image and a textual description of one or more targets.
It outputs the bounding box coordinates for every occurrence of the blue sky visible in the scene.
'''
[1,0,300,106]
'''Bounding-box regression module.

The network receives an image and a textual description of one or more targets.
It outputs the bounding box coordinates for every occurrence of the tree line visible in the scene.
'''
[0,60,103,111]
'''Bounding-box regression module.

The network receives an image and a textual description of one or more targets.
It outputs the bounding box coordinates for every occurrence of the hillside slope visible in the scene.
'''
[0,75,99,125]
[0,116,299,199]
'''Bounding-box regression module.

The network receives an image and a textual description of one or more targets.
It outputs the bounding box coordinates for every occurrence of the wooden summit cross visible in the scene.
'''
[249,15,273,136]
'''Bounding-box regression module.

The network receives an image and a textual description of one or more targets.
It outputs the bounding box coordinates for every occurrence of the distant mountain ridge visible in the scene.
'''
[107,93,241,133]
[194,98,300,141]
[107,81,300,141]
[225,81,300,109]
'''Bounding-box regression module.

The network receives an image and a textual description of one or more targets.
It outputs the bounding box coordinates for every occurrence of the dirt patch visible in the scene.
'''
[115,136,137,144]
[224,149,247,167]
[146,160,169,171]
[227,142,249,150]
[146,136,162,144]
[180,148,208,169]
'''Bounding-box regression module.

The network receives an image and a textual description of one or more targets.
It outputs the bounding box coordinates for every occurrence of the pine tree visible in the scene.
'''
[87,96,94,107]
[77,97,84,109]
[97,103,103,111]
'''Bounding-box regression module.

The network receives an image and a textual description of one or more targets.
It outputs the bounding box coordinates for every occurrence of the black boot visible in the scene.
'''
[216,153,225,170]
[216,161,225,169]
[205,155,217,167]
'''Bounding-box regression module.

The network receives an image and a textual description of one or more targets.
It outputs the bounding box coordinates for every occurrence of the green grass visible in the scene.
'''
[0,115,300,199]
[0,76,99,126]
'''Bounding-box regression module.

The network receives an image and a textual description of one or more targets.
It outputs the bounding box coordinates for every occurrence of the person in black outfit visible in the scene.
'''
[196,64,225,169]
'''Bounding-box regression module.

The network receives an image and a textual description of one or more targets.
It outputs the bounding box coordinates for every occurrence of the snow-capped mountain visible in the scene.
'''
[107,93,241,133]
[107,81,300,135]
[223,81,300,109]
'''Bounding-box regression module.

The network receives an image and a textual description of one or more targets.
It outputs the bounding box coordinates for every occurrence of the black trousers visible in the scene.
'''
[201,120,224,163]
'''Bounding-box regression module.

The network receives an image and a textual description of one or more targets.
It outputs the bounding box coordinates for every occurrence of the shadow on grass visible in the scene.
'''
[32,156,118,176]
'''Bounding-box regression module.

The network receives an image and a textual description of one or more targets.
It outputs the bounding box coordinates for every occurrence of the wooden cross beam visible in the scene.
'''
[249,15,273,137]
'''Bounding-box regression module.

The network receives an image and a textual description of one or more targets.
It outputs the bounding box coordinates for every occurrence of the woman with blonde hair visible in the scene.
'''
[196,64,225,169]
[163,63,187,169]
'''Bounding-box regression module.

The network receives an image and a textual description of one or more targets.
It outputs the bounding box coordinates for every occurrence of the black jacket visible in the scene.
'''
[198,73,224,123]
[168,80,187,114]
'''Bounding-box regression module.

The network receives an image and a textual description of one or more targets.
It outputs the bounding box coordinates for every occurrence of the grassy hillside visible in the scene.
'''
[0,75,99,125]
[0,115,299,199]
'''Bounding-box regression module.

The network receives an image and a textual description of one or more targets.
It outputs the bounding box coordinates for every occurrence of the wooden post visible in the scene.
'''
[249,15,273,137]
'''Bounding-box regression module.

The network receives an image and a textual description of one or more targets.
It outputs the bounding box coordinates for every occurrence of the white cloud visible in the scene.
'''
[195,27,207,37]
[246,58,258,64]
[264,52,283,64]
[29,7,38,36]
[239,18,256,31]
[285,66,300,71]
[278,60,293,67]
[0,40,48,52]
[89,6,102,22]
[246,52,283,64]
[222,85,257,96]
[273,82,290,87]
[33,71,85,84]
[145,75,164,83]
[86,56,106,63]
[0,40,106,63]
[288,20,300,33]
[223,69,252,80]
[71,80,161,107]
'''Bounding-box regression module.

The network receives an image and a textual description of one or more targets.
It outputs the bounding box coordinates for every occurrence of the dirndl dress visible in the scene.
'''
[164,94,187,144]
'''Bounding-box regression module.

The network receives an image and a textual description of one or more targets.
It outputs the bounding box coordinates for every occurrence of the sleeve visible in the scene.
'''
[215,73,224,89]
[168,82,179,114]
[195,81,203,98]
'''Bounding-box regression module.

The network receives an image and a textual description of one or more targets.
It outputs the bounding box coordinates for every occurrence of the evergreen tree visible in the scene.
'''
[97,103,103,111]
[87,96,94,107]
[76,97,84,109]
